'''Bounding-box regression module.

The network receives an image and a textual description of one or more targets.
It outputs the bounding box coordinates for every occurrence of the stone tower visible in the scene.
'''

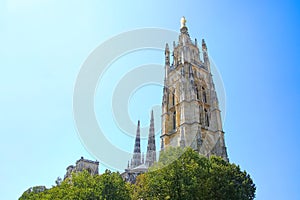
[161,17,228,161]
[145,110,156,167]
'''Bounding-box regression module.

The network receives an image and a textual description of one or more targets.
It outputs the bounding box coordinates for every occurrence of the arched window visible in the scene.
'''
[202,87,207,103]
[173,111,176,130]
[204,108,209,127]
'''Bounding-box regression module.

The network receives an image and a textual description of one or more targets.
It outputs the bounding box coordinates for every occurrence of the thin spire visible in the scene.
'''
[132,120,141,168]
[145,110,156,167]
[134,120,141,153]
[151,109,154,121]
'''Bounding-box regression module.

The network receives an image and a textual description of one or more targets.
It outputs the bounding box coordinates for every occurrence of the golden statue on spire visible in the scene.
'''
[180,16,187,28]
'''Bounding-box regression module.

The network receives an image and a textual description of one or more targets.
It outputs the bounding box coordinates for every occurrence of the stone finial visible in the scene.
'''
[165,43,170,65]
[165,43,169,51]
[202,39,207,50]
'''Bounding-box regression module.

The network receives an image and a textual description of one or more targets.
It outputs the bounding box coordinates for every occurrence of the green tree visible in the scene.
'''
[133,147,256,200]
[205,156,256,200]
[19,186,47,200]
[19,170,130,200]
[97,169,130,200]
[20,148,255,200]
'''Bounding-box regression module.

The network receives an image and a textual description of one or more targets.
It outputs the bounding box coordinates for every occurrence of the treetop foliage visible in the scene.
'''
[20,147,255,200]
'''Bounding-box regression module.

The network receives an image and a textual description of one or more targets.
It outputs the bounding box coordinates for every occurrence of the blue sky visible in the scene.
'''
[1,0,300,199]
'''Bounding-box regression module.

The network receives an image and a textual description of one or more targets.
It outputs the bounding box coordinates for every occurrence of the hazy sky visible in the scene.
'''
[1,0,300,199]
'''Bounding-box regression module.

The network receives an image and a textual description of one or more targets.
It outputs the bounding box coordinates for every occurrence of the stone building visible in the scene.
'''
[160,17,228,161]
[64,156,99,179]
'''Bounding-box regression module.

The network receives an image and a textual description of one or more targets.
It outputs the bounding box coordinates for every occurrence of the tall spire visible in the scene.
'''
[132,120,141,168]
[145,110,156,167]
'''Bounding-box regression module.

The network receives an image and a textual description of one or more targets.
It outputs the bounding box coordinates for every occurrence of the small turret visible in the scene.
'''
[202,39,210,71]
[202,39,207,51]
[165,43,170,65]
[165,43,170,82]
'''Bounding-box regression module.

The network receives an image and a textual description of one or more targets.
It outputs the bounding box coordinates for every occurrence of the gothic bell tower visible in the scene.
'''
[161,17,228,161]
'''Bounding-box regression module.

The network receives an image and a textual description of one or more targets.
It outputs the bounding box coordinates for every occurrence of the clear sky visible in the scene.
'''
[1,0,300,199]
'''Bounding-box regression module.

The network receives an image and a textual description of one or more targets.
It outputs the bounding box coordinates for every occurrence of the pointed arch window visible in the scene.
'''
[204,108,209,127]
[173,111,176,130]
[202,87,207,103]
[195,86,199,100]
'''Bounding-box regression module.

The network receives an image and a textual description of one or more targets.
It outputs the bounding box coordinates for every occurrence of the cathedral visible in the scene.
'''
[123,17,228,182]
